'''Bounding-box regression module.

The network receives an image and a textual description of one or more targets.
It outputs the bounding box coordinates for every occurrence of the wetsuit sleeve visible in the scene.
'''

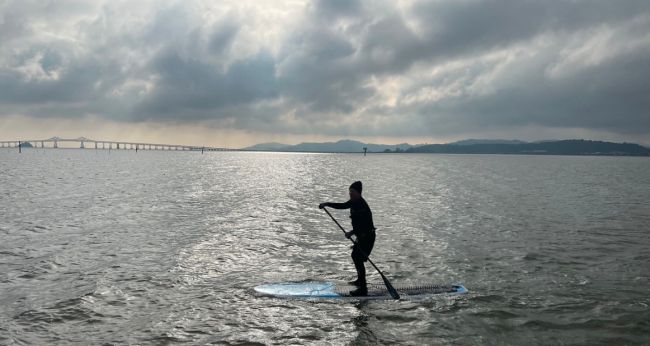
[325,200,353,209]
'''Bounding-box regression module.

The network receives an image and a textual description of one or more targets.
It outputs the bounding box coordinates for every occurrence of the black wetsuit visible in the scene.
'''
[326,198,376,284]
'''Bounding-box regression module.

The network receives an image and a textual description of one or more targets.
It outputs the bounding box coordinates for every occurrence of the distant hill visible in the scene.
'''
[243,139,412,153]
[449,139,527,146]
[407,139,650,156]
[244,142,290,151]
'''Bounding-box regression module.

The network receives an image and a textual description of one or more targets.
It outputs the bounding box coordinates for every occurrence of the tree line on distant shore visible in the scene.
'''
[382,139,649,156]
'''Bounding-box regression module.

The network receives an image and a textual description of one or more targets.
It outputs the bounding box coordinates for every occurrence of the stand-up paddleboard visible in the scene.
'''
[253,281,467,300]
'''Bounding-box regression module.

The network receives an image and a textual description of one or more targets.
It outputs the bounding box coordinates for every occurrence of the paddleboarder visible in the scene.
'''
[319,181,375,296]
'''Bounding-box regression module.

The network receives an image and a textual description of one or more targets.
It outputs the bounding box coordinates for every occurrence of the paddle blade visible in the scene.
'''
[380,273,400,300]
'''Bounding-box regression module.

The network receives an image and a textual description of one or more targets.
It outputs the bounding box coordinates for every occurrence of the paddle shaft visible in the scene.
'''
[322,207,399,299]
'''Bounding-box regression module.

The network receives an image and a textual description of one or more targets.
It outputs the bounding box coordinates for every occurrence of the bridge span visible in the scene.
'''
[0,137,236,152]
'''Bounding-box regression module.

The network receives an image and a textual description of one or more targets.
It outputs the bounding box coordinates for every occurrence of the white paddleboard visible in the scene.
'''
[253,281,467,300]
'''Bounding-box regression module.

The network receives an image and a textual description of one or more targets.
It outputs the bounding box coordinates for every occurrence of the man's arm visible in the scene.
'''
[318,200,356,239]
[319,200,352,210]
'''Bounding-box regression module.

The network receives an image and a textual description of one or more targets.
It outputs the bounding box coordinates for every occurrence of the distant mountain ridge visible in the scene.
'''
[242,139,650,156]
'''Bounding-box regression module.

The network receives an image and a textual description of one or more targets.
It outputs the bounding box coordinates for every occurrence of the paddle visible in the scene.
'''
[322,207,400,299]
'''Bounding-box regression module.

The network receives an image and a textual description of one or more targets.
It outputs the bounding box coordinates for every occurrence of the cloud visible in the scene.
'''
[132,50,278,120]
[0,0,649,142]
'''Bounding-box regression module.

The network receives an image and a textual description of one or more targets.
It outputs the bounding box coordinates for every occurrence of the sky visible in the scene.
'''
[1,0,649,147]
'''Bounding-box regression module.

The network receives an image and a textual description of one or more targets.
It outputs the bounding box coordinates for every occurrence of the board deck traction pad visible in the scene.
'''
[254,281,468,299]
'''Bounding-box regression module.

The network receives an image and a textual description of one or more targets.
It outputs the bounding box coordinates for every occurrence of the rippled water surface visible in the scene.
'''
[1,149,649,345]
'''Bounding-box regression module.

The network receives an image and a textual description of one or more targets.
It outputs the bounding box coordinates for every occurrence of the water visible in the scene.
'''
[1,149,649,345]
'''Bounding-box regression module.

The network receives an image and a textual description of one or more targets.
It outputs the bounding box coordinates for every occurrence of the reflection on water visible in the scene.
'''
[1,150,649,344]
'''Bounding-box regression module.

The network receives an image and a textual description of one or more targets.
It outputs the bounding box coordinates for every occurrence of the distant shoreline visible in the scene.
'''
[242,139,649,156]
[238,150,649,157]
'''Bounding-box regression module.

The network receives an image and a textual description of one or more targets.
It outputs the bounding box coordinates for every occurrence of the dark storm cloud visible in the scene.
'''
[208,21,239,55]
[313,0,363,19]
[407,0,650,59]
[446,50,650,133]
[277,19,368,114]
[1,0,649,139]
[133,50,278,120]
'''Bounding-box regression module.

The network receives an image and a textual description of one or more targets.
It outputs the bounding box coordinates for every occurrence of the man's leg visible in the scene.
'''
[350,247,368,296]
[353,233,374,285]
[353,253,366,284]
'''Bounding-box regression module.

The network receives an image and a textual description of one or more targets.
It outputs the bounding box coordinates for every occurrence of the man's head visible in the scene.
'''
[349,181,362,200]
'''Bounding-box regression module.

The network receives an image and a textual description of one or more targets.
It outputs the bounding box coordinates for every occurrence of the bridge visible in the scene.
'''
[0,137,236,152]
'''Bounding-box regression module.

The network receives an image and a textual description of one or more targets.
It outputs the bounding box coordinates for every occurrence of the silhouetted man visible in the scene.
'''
[319,181,375,296]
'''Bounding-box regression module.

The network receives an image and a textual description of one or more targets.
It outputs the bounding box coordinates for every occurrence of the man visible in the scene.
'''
[319,181,375,296]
